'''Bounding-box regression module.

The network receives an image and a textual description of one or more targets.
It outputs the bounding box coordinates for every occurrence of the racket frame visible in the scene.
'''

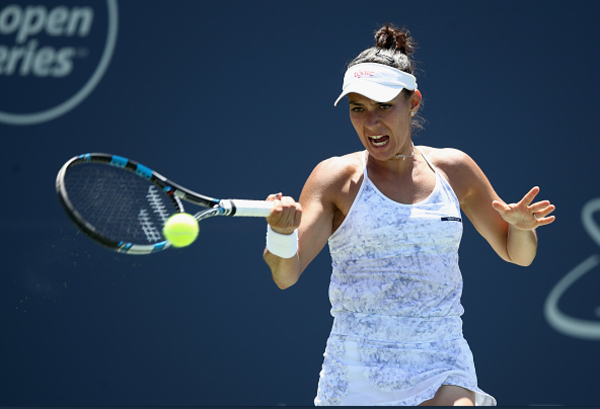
[56,153,271,254]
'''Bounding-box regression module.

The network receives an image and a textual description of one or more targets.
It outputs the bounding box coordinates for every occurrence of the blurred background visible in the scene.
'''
[1,0,599,406]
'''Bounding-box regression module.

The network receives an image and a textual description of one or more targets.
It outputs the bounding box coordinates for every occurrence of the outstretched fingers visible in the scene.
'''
[492,187,556,230]
[523,187,556,225]
[518,186,541,208]
[529,201,556,225]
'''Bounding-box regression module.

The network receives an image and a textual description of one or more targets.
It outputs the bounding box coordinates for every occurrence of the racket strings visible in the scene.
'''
[63,164,179,244]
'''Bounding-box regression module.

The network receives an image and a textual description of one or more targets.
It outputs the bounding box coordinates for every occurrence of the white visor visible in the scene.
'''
[333,63,418,106]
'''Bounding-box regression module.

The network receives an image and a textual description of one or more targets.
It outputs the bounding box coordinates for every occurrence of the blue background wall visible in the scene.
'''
[1,0,599,406]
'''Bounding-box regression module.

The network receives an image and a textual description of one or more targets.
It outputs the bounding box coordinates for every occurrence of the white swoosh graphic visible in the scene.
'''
[544,199,600,340]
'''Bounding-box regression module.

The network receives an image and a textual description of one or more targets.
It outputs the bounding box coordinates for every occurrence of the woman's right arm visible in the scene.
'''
[263,158,343,289]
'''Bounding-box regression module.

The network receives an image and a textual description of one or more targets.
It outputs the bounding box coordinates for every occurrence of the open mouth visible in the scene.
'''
[368,135,389,147]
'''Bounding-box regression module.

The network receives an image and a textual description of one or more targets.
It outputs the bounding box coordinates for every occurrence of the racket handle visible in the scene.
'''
[221,199,274,217]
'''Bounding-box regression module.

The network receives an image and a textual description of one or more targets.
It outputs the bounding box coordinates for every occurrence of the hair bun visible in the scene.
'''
[375,24,415,55]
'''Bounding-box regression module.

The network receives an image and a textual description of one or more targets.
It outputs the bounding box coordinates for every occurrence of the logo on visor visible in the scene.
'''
[0,0,118,125]
[353,70,375,78]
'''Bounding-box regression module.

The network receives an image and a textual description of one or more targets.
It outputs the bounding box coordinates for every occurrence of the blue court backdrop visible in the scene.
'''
[1,0,599,406]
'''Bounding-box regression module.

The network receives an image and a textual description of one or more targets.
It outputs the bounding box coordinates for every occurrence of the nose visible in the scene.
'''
[364,109,380,129]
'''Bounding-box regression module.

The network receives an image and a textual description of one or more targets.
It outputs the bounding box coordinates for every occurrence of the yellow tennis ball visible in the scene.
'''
[163,213,199,248]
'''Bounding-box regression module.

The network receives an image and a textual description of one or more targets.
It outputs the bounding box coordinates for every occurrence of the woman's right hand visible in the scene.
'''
[265,193,302,235]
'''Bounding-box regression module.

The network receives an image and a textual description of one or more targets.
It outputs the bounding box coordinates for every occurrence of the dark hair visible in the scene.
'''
[348,24,425,133]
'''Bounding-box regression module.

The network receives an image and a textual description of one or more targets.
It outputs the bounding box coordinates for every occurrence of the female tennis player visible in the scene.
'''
[263,24,555,406]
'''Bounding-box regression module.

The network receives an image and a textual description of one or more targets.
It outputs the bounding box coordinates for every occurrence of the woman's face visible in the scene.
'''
[348,90,421,161]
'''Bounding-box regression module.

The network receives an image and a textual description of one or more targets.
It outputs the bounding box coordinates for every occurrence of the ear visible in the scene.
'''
[410,90,422,112]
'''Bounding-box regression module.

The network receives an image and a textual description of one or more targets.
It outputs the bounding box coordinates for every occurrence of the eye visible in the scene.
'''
[379,104,392,110]
[350,107,364,113]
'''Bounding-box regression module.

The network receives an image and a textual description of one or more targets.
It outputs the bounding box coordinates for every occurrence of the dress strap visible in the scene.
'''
[417,147,461,205]
[417,147,438,173]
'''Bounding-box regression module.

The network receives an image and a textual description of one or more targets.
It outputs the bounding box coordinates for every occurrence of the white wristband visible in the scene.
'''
[266,225,298,259]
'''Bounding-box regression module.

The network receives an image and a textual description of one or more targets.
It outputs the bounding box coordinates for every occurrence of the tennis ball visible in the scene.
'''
[163,213,199,248]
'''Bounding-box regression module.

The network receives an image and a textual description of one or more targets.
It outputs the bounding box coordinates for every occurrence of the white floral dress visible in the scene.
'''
[314,150,496,406]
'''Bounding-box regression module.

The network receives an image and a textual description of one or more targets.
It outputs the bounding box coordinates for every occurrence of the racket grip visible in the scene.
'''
[222,199,274,217]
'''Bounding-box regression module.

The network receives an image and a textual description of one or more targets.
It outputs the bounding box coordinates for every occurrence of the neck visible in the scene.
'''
[392,141,415,160]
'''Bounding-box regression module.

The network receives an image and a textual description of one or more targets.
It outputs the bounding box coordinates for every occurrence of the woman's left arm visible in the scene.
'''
[441,149,556,266]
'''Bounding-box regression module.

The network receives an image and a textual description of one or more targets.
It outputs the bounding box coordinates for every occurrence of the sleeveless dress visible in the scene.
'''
[314,149,496,406]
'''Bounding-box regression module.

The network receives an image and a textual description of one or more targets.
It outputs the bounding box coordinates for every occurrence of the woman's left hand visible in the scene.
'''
[492,186,556,231]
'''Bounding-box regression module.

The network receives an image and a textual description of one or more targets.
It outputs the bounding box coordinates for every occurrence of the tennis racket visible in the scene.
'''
[56,153,274,255]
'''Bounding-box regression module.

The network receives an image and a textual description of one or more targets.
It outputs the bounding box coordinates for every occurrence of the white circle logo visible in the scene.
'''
[0,0,118,126]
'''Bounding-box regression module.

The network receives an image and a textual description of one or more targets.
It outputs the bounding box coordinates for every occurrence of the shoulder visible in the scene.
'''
[300,151,364,213]
[418,145,474,169]
[307,151,364,189]
[417,145,487,202]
